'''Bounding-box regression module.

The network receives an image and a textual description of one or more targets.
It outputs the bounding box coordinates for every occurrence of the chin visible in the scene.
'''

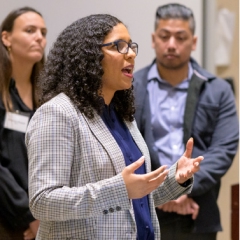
[29,54,44,63]
[124,84,132,90]
[161,62,182,70]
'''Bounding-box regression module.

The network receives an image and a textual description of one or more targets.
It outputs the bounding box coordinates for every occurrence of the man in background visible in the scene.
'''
[133,3,239,240]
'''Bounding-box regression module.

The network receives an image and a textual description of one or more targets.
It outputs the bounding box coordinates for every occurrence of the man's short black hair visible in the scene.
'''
[155,3,195,34]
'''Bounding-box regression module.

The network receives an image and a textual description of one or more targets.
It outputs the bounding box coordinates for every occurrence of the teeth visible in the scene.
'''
[123,66,133,74]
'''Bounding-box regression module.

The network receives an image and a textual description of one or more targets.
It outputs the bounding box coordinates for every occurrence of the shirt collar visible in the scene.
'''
[147,62,193,89]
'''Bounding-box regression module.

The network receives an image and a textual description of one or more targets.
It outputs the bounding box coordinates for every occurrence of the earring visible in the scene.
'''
[7,46,11,53]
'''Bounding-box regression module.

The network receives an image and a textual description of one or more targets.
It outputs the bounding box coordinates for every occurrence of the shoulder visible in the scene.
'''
[203,76,234,99]
[134,64,152,82]
[39,93,80,118]
[46,93,77,111]
[26,93,82,144]
[29,93,81,131]
[191,58,234,96]
[133,64,152,97]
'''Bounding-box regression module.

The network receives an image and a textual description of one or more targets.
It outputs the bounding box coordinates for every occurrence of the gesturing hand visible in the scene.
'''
[176,138,204,184]
[122,156,169,199]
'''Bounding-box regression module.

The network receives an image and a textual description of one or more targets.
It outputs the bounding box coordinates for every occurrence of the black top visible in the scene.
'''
[0,79,35,230]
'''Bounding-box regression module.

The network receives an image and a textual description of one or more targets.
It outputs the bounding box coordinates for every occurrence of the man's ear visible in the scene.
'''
[192,35,197,51]
[1,31,11,47]
[151,32,156,49]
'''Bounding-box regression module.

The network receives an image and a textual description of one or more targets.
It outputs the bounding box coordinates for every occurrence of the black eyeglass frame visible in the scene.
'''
[101,39,138,56]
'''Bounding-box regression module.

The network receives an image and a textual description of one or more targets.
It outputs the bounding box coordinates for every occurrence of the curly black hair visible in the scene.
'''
[39,14,135,121]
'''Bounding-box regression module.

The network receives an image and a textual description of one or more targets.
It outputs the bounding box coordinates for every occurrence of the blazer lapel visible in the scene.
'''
[82,113,126,174]
[83,113,138,228]
[183,73,205,145]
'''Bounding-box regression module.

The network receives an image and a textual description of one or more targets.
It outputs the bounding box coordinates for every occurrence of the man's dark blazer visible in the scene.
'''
[133,58,239,233]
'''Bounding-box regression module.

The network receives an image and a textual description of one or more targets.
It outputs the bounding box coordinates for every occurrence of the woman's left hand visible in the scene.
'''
[175,138,204,184]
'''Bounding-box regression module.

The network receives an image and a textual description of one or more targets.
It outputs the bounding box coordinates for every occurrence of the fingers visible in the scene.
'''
[23,228,35,240]
[176,153,204,183]
[157,205,163,210]
[191,156,204,173]
[158,201,176,212]
[183,137,193,158]
[125,156,145,173]
[178,170,192,179]
[158,196,200,220]
[122,161,169,199]
[189,199,200,220]
[193,156,204,165]
[148,165,169,182]
[29,219,40,236]
[23,228,31,236]
[124,157,169,181]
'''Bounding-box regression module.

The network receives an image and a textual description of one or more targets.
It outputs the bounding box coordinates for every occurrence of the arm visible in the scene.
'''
[26,102,131,221]
[190,82,239,196]
[0,164,35,228]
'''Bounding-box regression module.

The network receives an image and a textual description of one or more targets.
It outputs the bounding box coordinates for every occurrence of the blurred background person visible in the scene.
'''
[133,3,239,240]
[0,6,47,240]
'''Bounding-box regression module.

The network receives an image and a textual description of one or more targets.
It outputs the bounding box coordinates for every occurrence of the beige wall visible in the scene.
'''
[0,0,203,72]
[215,0,239,240]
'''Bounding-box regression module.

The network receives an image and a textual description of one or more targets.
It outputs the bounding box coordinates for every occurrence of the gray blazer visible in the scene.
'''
[26,93,192,240]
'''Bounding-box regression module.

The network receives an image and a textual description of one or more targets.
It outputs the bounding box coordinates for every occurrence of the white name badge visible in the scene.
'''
[4,112,30,133]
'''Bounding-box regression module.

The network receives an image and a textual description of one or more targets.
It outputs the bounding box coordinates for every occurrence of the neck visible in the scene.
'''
[99,89,114,106]
[11,58,35,109]
[103,96,113,106]
[11,57,34,84]
[157,63,189,86]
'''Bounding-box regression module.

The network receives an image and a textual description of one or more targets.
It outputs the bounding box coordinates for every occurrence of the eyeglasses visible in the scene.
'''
[101,40,138,56]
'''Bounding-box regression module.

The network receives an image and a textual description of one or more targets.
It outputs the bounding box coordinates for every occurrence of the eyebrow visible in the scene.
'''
[117,38,133,43]
[25,25,47,30]
[159,29,188,34]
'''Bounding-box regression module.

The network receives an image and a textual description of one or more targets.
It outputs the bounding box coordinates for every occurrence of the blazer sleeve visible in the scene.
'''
[153,162,193,207]
[26,100,131,221]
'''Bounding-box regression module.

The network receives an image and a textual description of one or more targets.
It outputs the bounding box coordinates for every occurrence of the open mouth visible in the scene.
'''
[122,65,134,74]
[122,68,132,74]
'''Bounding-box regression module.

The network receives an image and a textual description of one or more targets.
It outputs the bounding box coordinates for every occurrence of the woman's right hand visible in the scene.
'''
[122,156,169,199]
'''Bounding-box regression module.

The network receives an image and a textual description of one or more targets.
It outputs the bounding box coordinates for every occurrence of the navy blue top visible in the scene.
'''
[101,103,154,240]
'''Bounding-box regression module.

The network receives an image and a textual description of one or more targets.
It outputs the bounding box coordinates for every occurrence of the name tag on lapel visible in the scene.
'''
[4,111,30,133]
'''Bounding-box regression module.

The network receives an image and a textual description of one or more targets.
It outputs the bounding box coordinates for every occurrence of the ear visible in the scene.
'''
[151,32,156,49]
[191,35,197,51]
[1,31,11,47]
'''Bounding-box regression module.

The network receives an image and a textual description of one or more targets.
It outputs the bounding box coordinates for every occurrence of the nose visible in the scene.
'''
[168,36,177,49]
[126,47,136,59]
[35,29,44,42]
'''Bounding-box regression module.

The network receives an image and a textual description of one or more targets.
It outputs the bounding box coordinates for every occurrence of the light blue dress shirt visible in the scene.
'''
[147,63,193,167]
